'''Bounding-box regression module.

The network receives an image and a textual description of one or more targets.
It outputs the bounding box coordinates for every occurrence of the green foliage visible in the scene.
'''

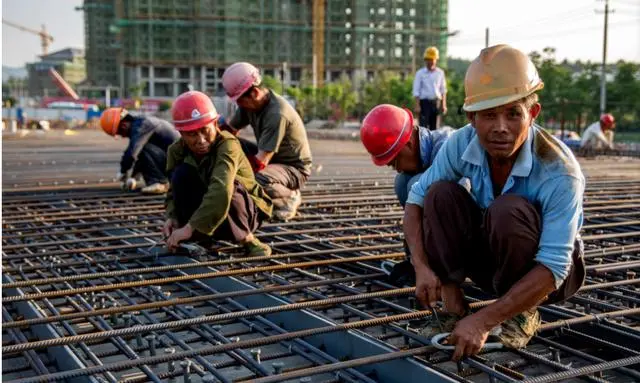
[262,75,283,92]
[158,100,172,112]
[285,76,357,125]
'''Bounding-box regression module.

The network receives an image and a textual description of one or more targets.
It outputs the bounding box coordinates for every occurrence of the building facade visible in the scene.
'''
[82,0,449,99]
[26,48,86,98]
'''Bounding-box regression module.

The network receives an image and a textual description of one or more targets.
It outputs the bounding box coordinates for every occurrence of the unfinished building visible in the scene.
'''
[82,0,449,99]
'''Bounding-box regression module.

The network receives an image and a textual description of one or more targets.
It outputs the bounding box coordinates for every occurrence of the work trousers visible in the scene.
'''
[171,163,262,243]
[419,98,441,131]
[421,181,585,304]
[132,143,169,185]
[239,138,310,207]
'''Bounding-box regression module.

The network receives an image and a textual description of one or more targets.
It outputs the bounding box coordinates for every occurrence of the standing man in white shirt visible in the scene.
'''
[580,113,615,150]
[413,46,448,131]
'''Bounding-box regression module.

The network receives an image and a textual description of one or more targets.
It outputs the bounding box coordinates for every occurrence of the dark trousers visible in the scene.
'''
[171,163,262,242]
[422,181,585,305]
[419,98,441,131]
[239,138,309,206]
[132,143,168,185]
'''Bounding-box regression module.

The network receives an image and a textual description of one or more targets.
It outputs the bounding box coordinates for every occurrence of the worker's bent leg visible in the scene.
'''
[134,143,169,185]
[481,195,585,303]
[421,181,484,285]
[480,195,540,296]
[395,172,423,207]
[418,99,430,129]
[212,181,263,243]
[171,163,207,227]
[256,164,309,203]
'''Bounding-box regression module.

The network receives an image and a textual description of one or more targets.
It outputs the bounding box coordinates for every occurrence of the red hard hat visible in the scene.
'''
[222,62,262,102]
[360,104,414,166]
[171,91,218,132]
[600,113,615,126]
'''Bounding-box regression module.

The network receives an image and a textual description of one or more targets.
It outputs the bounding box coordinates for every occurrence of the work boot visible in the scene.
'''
[141,182,169,194]
[498,308,541,348]
[274,190,302,221]
[418,311,464,338]
[244,238,272,257]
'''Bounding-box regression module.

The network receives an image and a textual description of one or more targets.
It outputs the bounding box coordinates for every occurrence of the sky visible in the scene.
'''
[1,0,639,68]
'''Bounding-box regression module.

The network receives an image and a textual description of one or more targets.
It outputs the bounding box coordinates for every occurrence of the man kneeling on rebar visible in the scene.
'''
[360,104,453,285]
[163,91,273,257]
[404,45,586,359]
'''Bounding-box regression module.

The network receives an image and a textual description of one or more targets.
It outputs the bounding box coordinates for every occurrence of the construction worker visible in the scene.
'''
[404,45,585,360]
[220,62,313,221]
[580,113,615,150]
[413,46,448,131]
[163,90,272,256]
[100,107,179,194]
[360,103,454,285]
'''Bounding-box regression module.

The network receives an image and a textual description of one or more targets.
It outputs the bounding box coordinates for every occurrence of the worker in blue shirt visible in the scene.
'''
[360,104,453,285]
[404,45,586,360]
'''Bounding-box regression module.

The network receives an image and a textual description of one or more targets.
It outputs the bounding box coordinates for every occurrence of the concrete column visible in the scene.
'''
[149,65,155,97]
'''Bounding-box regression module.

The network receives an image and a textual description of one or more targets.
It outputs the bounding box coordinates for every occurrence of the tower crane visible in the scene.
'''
[2,19,54,56]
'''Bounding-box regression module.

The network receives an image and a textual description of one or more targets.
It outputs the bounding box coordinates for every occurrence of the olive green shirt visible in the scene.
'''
[165,130,272,236]
[229,90,312,172]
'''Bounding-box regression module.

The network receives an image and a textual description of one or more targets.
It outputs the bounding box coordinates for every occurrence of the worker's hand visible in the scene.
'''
[121,177,137,191]
[162,218,178,238]
[441,105,448,115]
[448,313,490,361]
[166,224,193,252]
[414,104,421,115]
[414,264,441,308]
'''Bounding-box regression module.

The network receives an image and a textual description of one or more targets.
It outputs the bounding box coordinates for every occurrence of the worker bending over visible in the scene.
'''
[163,91,272,257]
[360,104,453,284]
[581,113,615,150]
[101,107,179,194]
[404,45,586,359]
[413,46,448,131]
[220,62,313,220]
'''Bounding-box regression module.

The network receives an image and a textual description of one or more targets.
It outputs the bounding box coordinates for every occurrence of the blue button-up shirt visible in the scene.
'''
[418,126,454,169]
[407,124,585,287]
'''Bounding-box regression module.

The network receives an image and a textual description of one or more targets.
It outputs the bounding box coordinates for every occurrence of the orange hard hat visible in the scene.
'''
[222,62,262,102]
[100,107,126,136]
[463,44,544,112]
[600,113,615,126]
[360,104,414,166]
[172,90,218,132]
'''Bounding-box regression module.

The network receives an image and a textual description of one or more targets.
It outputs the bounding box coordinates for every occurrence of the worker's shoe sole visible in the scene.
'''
[273,190,302,221]
[418,312,462,338]
[244,239,272,257]
[141,183,170,194]
[498,308,541,349]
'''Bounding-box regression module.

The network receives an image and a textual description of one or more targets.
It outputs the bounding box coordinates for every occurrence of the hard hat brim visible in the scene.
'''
[463,86,542,112]
[175,115,218,132]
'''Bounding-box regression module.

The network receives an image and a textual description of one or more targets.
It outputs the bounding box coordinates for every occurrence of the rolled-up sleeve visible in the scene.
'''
[406,133,462,207]
[412,71,421,98]
[535,175,585,287]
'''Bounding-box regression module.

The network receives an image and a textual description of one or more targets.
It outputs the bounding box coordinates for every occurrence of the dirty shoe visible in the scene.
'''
[244,238,272,257]
[418,311,463,338]
[141,182,169,194]
[498,308,541,348]
[274,190,302,221]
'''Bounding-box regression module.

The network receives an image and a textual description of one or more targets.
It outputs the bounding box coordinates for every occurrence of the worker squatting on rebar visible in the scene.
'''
[360,103,454,284]
[218,62,313,221]
[100,107,180,194]
[401,45,587,360]
[162,90,273,257]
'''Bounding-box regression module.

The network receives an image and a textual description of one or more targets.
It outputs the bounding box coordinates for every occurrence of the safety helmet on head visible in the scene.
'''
[360,104,414,166]
[424,46,439,60]
[171,91,218,132]
[600,113,615,127]
[100,107,127,136]
[222,62,262,102]
[463,44,544,112]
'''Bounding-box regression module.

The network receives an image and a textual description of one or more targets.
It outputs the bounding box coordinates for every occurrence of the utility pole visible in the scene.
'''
[597,0,614,115]
[485,27,489,48]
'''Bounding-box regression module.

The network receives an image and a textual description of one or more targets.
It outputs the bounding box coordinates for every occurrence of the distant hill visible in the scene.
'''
[2,66,28,82]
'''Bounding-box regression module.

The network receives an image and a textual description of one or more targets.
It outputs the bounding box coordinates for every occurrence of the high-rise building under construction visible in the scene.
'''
[81,0,449,99]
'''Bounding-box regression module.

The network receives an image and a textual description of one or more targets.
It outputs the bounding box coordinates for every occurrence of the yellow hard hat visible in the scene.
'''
[463,44,544,112]
[423,46,439,60]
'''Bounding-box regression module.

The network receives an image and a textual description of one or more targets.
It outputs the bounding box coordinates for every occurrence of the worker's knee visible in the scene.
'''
[485,194,541,240]
[424,181,466,210]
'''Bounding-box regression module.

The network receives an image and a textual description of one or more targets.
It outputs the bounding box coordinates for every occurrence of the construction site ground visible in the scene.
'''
[2,128,640,383]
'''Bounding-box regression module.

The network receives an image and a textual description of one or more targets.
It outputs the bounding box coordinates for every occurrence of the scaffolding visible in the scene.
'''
[83,0,449,97]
